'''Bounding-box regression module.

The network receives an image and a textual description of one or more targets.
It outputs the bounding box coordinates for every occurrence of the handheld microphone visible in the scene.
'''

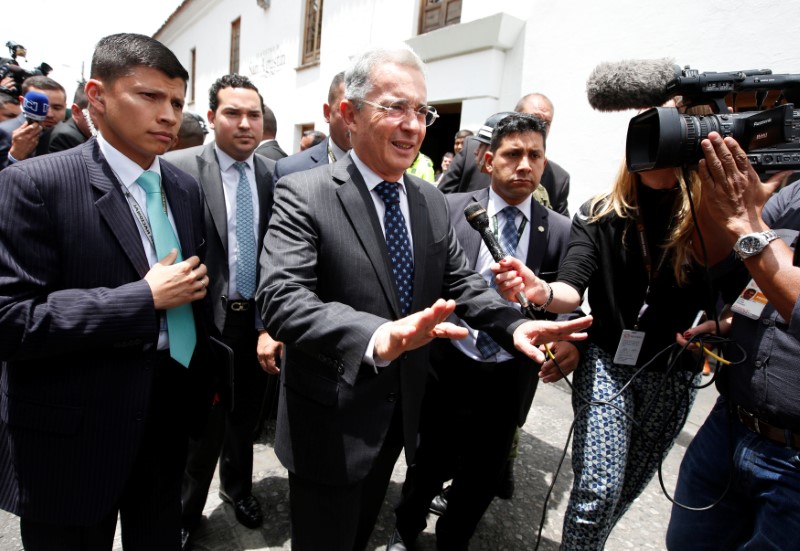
[22,90,49,124]
[586,58,680,112]
[464,202,538,318]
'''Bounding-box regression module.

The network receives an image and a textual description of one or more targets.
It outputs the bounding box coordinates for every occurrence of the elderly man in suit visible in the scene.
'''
[256,43,591,551]
[0,33,217,550]
[164,74,279,545]
[271,71,351,184]
[0,75,67,169]
[392,113,579,550]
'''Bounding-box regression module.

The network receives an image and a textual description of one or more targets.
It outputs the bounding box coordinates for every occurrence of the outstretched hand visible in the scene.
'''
[373,298,468,363]
[513,315,592,363]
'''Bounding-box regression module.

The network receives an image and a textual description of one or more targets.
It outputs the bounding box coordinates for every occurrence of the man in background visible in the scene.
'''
[49,82,92,153]
[272,71,351,184]
[392,113,578,550]
[255,103,287,160]
[299,129,326,151]
[0,92,19,121]
[453,128,473,155]
[515,93,571,216]
[164,74,279,547]
[171,112,207,151]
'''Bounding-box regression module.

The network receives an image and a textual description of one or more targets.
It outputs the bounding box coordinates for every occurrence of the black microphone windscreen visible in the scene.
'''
[464,202,489,231]
[586,58,679,112]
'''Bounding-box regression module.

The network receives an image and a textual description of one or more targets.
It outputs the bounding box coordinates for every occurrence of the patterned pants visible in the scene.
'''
[560,344,699,551]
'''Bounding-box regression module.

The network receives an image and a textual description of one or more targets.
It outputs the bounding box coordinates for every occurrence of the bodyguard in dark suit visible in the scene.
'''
[393,114,579,550]
[0,33,217,550]
[256,45,591,551]
[0,75,67,169]
[271,71,350,185]
[164,74,278,540]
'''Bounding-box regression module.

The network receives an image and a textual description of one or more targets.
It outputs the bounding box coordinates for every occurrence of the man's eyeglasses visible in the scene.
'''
[357,98,439,127]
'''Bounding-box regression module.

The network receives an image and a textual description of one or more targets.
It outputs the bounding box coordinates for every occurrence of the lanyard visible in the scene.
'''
[491,211,527,254]
[120,179,168,249]
[632,206,676,330]
[327,140,337,164]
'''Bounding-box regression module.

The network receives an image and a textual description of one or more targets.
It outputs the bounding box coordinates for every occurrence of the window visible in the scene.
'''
[302,0,323,66]
[230,17,241,74]
[190,47,196,103]
[419,0,461,34]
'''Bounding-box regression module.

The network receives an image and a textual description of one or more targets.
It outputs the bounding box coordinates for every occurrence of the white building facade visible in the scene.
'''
[155,0,800,213]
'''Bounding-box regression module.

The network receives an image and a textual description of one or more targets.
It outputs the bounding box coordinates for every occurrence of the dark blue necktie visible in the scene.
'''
[233,162,257,300]
[476,206,521,359]
[375,181,414,316]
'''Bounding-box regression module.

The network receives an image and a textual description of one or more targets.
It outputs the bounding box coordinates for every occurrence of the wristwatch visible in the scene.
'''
[733,230,778,259]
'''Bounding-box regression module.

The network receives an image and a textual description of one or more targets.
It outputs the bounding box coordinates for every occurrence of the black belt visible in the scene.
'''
[227,300,252,313]
[733,404,800,449]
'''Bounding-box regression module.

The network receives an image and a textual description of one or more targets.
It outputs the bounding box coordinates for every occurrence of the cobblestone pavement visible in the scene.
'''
[0,376,718,550]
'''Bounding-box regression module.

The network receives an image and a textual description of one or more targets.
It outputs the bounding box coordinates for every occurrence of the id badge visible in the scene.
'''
[730,279,768,320]
[614,330,645,366]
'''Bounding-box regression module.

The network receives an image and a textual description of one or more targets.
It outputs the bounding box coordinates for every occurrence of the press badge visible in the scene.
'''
[730,279,768,320]
[614,330,645,366]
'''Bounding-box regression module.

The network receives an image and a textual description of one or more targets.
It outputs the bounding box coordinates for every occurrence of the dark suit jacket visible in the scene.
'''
[0,138,216,525]
[437,136,488,195]
[541,159,571,217]
[256,154,526,486]
[0,113,53,170]
[163,142,275,333]
[48,117,89,153]
[255,139,287,161]
[272,137,329,189]
[441,188,572,425]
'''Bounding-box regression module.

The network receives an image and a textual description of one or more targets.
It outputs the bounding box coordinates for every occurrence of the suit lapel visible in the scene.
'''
[198,145,229,255]
[254,156,272,241]
[525,200,547,274]
[461,189,489,269]
[85,141,151,278]
[405,176,429,314]
[335,159,403,318]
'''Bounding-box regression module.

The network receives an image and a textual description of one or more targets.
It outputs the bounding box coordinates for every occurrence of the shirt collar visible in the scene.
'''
[350,150,407,196]
[97,133,160,190]
[487,187,531,221]
[214,143,255,173]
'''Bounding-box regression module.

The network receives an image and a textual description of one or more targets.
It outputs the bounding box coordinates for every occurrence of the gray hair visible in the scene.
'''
[344,44,425,107]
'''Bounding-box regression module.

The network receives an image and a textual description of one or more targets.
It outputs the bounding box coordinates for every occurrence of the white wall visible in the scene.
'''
[517,0,800,214]
[157,0,800,212]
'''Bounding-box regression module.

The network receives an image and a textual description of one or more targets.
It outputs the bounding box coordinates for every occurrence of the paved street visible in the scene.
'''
[0,374,718,550]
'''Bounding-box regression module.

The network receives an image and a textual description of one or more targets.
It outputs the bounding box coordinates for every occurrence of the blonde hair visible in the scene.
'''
[587,162,700,285]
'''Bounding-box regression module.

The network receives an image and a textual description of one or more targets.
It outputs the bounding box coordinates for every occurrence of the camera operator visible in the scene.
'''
[665,132,799,550]
[0,75,66,169]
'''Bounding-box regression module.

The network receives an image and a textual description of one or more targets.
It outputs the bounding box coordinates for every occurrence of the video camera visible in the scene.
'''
[0,41,53,97]
[626,66,800,173]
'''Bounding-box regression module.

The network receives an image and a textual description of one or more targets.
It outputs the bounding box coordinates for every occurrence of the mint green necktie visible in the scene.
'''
[136,170,197,367]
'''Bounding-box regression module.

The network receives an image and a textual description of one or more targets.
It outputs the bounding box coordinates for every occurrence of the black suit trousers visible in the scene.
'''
[395,343,520,550]
[20,356,190,550]
[182,305,268,527]
[288,405,404,551]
